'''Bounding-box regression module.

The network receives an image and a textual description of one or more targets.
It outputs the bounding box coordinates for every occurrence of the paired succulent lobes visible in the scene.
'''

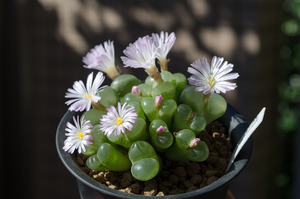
[171,86,227,134]
[84,125,131,172]
[129,141,162,181]
[65,72,230,181]
[165,129,209,162]
[149,119,173,151]
[83,73,213,181]
[86,143,131,172]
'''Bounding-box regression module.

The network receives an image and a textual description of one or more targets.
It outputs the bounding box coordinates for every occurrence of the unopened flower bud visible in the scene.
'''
[131,86,141,96]
[155,95,163,109]
[188,138,200,148]
[156,126,167,134]
[188,112,195,122]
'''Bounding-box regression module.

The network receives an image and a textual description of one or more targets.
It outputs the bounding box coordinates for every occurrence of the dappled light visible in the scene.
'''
[131,7,175,31]
[37,0,259,67]
[188,0,211,18]
[241,30,260,55]
[4,1,288,199]
[38,0,125,54]
[199,26,238,59]
[173,29,210,62]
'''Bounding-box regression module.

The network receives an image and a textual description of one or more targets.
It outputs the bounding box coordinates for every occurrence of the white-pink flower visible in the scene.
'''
[121,35,159,70]
[82,41,120,80]
[65,72,105,112]
[152,31,176,62]
[100,102,138,137]
[63,115,93,154]
[187,56,239,94]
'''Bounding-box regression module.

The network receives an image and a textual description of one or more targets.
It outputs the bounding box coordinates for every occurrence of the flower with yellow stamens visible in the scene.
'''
[100,102,138,137]
[65,72,105,112]
[63,115,94,154]
[187,56,239,95]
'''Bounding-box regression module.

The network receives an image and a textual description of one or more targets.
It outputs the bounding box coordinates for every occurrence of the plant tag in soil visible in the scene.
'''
[226,107,266,173]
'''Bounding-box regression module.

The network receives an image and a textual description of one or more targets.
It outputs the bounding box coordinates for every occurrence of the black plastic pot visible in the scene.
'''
[56,103,252,199]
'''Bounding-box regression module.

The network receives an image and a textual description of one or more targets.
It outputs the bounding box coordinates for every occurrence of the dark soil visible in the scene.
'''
[76,121,232,196]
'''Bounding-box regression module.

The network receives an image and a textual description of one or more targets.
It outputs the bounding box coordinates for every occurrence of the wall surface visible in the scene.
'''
[0,0,286,199]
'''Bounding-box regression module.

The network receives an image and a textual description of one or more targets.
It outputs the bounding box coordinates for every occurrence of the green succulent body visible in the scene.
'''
[128,140,162,181]
[141,97,177,127]
[149,119,174,151]
[81,109,107,126]
[110,74,141,97]
[172,86,227,134]
[107,117,148,148]
[98,86,119,108]
[86,143,131,172]
[80,73,226,181]
[164,129,209,162]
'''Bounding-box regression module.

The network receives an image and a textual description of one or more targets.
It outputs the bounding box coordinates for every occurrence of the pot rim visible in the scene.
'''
[56,103,252,198]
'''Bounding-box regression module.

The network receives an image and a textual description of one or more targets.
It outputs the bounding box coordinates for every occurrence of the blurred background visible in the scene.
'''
[1,0,299,198]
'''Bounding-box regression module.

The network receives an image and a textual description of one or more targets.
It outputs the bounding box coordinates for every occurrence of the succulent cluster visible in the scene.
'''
[62,31,238,181]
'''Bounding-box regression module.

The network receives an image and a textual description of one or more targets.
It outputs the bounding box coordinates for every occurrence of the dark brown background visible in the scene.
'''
[0,0,286,199]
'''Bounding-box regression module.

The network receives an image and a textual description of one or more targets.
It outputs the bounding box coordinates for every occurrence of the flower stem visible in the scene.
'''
[145,65,164,84]
[91,101,106,111]
[203,93,211,106]
[158,59,170,72]
[107,66,121,80]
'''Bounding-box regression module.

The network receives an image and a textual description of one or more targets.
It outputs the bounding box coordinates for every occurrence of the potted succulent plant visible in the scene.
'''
[56,31,252,199]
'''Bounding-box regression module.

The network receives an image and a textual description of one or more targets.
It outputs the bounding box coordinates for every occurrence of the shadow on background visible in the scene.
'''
[0,0,288,199]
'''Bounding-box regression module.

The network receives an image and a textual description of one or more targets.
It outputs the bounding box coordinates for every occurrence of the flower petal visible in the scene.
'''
[64,72,105,112]
[99,102,137,138]
[187,56,239,94]
[63,116,94,154]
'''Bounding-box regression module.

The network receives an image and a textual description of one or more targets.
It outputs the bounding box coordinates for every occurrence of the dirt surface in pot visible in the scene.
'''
[76,121,232,196]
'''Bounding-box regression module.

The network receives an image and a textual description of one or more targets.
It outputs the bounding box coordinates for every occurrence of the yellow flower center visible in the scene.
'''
[107,66,116,74]
[116,117,122,125]
[77,132,84,138]
[83,93,93,99]
[208,75,215,87]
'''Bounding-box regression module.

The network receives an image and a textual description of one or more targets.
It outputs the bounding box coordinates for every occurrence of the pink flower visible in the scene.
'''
[83,41,120,79]
[152,31,176,62]
[121,36,159,70]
